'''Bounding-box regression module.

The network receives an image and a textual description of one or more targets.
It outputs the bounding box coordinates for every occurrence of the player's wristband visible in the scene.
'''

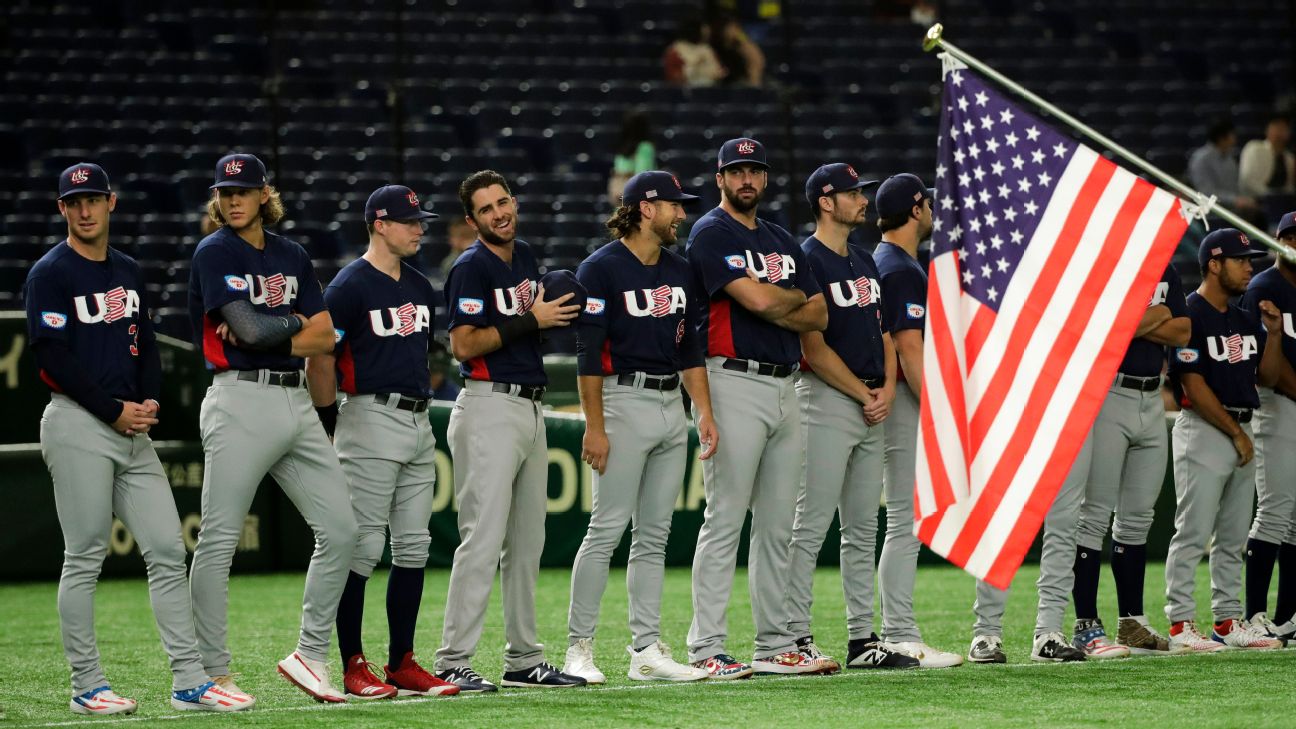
[496,311,539,344]
[315,402,338,437]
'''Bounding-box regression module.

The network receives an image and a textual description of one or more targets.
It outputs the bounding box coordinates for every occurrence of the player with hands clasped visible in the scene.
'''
[187,153,359,702]
[784,164,917,670]
[563,171,714,684]
[433,171,587,691]
[25,163,253,715]
[1163,229,1285,652]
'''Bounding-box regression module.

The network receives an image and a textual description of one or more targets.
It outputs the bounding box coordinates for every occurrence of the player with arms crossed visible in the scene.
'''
[188,153,359,702]
[26,163,253,715]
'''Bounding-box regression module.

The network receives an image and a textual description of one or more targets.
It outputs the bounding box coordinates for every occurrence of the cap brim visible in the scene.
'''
[665,192,701,202]
[717,160,770,171]
[58,188,112,200]
[926,187,936,199]
[845,179,880,191]
[210,180,266,190]
[1277,225,1296,239]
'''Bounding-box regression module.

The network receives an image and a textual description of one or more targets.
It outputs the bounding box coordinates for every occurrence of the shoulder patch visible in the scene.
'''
[725,254,746,270]
[1175,348,1199,363]
[906,303,926,319]
[224,275,249,292]
[457,297,484,315]
[333,328,345,344]
[584,297,606,315]
[40,311,68,329]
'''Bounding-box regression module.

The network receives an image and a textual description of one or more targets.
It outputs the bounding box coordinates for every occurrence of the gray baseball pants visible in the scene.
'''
[568,376,688,650]
[190,370,357,674]
[687,358,801,663]
[1165,409,1255,623]
[41,395,209,695]
[436,380,548,672]
[1250,389,1296,545]
[1077,382,1168,550]
[973,432,1094,637]
[786,374,885,641]
[879,383,924,642]
[335,394,436,577]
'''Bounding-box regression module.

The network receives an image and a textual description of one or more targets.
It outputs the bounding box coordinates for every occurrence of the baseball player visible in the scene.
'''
[1163,228,1284,651]
[1240,212,1296,644]
[26,163,252,715]
[1071,263,1190,655]
[562,171,714,684]
[187,153,359,702]
[870,173,963,668]
[433,170,587,690]
[684,137,835,678]
[303,185,459,699]
[784,164,918,670]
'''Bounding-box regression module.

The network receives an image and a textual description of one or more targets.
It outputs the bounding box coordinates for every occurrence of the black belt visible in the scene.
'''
[722,358,797,378]
[236,369,302,388]
[617,373,681,391]
[861,376,884,389]
[492,382,546,401]
[1115,373,1161,392]
[1224,408,1253,424]
[374,393,429,413]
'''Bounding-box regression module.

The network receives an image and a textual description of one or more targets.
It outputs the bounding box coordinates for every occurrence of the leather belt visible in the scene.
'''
[374,393,429,413]
[861,376,884,389]
[617,373,681,391]
[1224,408,1253,424]
[722,357,797,378]
[492,382,546,401]
[236,369,302,388]
[1115,373,1161,392]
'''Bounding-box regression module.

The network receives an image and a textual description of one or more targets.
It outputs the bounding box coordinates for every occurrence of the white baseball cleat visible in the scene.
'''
[69,686,137,716]
[1213,618,1282,650]
[277,651,346,703]
[562,637,606,685]
[890,641,965,668]
[628,641,708,681]
[171,680,256,711]
[1167,621,1227,653]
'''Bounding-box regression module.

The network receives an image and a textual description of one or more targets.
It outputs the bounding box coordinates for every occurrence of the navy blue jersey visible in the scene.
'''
[24,242,152,400]
[685,208,821,366]
[799,237,888,380]
[574,240,704,377]
[1240,266,1296,370]
[874,241,927,384]
[1170,292,1266,410]
[1119,264,1188,377]
[188,227,326,372]
[325,258,436,398]
[445,239,545,386]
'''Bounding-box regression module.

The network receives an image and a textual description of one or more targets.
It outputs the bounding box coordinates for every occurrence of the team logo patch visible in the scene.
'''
[906,303,925,319]
[224,275,248,292]
[333,328,345,343]
[725,254,746,270]
[70,168,90,184]
[585,297,606,315]
[737,140,755,154]
[406,191,419,206]
[458,297,484,315]
[41,311,68,329]
[846,164,858,179]
[1176,348,1199,363]
[224,159,244,176]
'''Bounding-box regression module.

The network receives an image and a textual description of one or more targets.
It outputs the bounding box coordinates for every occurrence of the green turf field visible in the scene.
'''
[2,564,1293,728]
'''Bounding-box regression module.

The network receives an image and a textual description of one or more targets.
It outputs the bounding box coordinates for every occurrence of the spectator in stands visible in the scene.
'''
[607,110,656,205]
[1239,113,1296,198]
[1188,119,1260,218]
[663,14,727,88]
[439,217,476,279]
[710,14,765,87]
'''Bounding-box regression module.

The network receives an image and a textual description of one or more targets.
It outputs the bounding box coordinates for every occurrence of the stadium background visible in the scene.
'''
[0,0,1292,580]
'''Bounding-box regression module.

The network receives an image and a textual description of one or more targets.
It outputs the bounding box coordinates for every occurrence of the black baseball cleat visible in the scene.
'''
[846,634,920,669]
[435,665,498,693]
[500,662,587,688]
[1031,632,1086,662]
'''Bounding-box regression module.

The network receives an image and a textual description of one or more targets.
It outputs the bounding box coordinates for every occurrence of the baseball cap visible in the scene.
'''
[717,137,769,171]
[874,173,935,218]
[58,163,112,200]
[804,163,878,205]
[365,185,440,223]
[622,171,699,205]
[1198,228,1268,269]
[210,153,268,189]
[539,269,587,311]
[1276,211,1296,239]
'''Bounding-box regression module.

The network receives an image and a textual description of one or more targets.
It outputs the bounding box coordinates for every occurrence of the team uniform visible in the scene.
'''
[565,235,709,681]
[1072,264,1187,654]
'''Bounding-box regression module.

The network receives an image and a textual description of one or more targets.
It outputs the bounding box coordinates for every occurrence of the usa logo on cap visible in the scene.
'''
[737,140,755,154]
[70,168,90,184]
[406,191,419,206]
[225,159,244,176]
[846,165,858,179]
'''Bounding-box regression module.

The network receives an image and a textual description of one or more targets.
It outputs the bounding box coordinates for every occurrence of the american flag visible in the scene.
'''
[914,66,1187,589]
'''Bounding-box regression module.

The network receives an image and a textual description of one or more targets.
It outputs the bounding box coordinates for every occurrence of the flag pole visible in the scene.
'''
[922,23,1296,264]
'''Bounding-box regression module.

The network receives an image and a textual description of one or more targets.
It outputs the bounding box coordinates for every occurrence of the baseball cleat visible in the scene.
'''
[1072,619,1130,659]
[1212,618,1282,650]
[69,686,137,716]
[752,649,838,675]
[890,641,965,668]
[171,680,256,712]
[1116,616,1178,654]
[342,654,397,700]
[1272,620,1296,647]
[847,634,920,669]
[691,654,754,680]
[500,661,587,688]
[967,635,1007,664]
[434,666,497,693]
[382,652,458,697]
[1167,621,1226,653]
[210,674,251,697]
[1031,632,1086,662]
[277,651,346,703]
[628,641,708,681]
[563,637,606,685]
[794,635,842,674]
[1245,613,1290,647]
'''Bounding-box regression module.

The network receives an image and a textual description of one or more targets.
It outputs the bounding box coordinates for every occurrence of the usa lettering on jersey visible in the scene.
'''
[1206,334,1258,363]
[74,287,141,324]
[227,274,300,307]
[368,303,432,337]
[1149,281,1169,306]
[623,286,687,317]
[827,276,880,308]
[744,250,796,283]
[1283,312,1295,340]
[494,279,536,316]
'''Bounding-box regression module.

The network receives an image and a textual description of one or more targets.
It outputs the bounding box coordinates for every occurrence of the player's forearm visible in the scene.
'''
[680,366,714,420]
[773,295,828,332]
[1257,334,1283,388]
[1133,305,1172,338]
[577,375,606,432]
[800,331,869,403]
[883,332,897,390]
[305,354,338,407]
[450,325,504,361]
[894,329,924,397]
[1142,316,1190,347]
[219,299,302,349]
[290,312,337,358]
[747,284,807,320]
[1182,375,1244,436]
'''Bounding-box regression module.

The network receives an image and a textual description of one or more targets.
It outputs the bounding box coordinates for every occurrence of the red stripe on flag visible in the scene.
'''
[920,257,974,508]
[963,305,996,369]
